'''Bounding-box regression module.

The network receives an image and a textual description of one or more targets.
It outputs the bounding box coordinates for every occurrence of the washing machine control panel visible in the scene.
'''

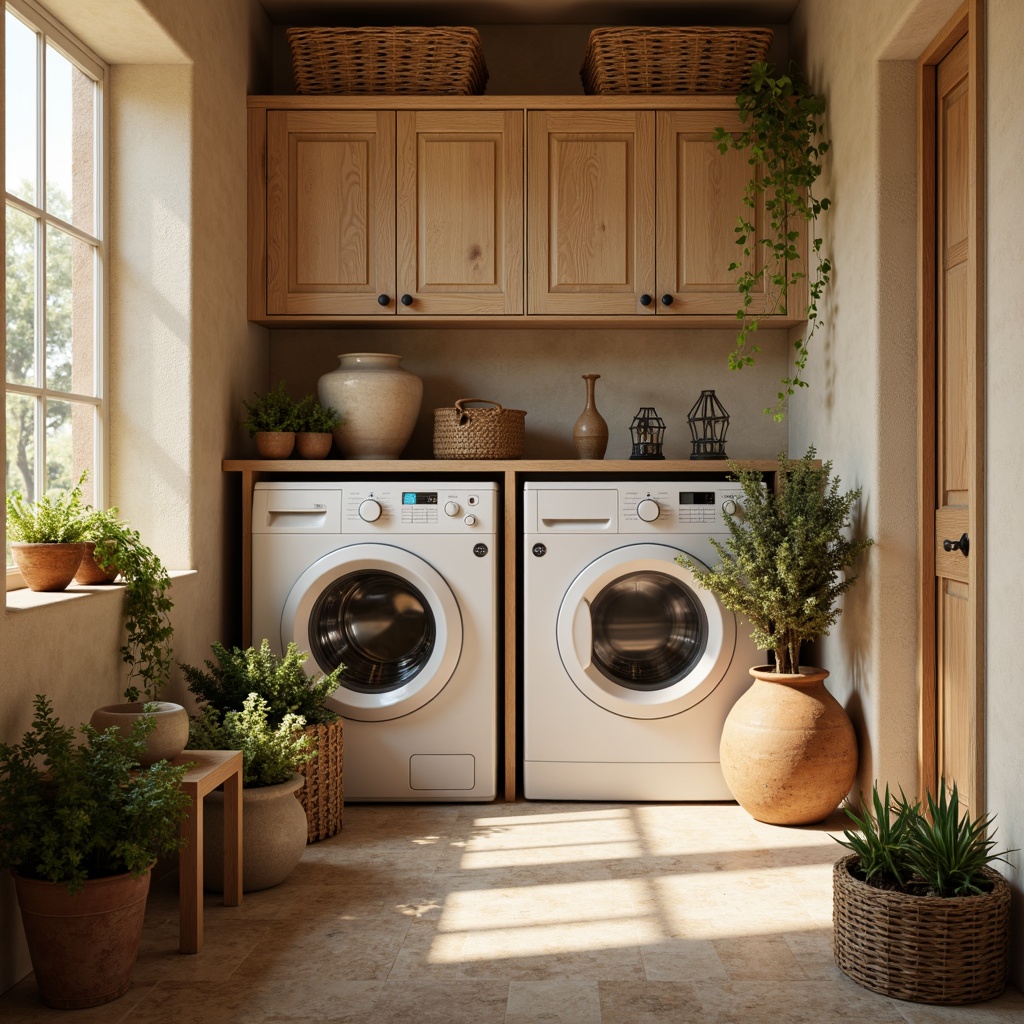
[340,485,496,534]
[620,487,748,531]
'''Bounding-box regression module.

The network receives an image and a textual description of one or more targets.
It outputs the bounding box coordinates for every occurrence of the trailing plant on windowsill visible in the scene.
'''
[5,473,89,543]
[714,61,832,420]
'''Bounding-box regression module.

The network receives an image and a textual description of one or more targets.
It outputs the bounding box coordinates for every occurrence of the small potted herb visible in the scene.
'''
[242,380,298,458]
[292,394,341,459]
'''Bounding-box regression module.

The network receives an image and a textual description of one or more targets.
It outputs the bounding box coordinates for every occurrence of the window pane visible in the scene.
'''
[44,398,94,501]
[45,225,94,393]
[6,204,37,386]
[5,10,38,206]
[45,43,94,233]
[6,391,36,566]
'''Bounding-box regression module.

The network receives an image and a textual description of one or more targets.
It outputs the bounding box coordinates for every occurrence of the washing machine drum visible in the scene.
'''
[281,543,462,722]
[556,543,736,719]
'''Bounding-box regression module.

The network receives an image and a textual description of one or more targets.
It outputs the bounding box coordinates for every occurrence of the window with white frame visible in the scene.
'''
[5,0,106,582]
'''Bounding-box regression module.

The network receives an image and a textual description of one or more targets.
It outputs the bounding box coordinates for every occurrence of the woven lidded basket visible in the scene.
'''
[434,398,526,460]
[287,26,488,95]
[581,26,773,95]
[832,855,1011,1004]
[297,719,343,843]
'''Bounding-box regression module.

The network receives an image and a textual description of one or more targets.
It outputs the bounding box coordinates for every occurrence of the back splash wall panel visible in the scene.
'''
[269,328,790,461]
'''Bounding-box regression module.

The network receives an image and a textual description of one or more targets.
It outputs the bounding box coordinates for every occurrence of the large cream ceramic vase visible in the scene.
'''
[720,666,858,825]
[318,352,422,460]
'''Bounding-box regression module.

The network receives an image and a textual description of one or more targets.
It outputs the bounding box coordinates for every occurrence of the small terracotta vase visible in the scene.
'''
[572,373,609,459]
[295,432,333,459]
[10,542,86,592]
[255,431,296,458]
[720,666,858,825]
[74,542,120,585]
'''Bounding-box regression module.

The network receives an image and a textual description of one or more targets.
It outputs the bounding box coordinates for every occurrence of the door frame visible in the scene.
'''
[916,0,986,807]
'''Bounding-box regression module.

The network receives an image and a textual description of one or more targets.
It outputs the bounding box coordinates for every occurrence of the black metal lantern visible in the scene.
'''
[687,390,729,459]
[629,407,665,460]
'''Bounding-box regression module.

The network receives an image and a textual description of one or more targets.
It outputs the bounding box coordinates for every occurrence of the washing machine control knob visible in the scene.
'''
[463,514,477,527]
[444,501,461,517]
[636,498,661,523]
[722,498,738,516]
[358,499,382,523]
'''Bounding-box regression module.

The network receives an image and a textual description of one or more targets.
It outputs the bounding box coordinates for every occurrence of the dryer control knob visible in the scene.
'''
[722,498,738,516]
[444,501,461,517]
[358,499,382,523]
[463,514,478,527]
[636,498,661,523]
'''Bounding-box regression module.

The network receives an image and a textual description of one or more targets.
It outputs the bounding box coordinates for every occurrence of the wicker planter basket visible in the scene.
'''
[287,26,488,95]
[296,719,344,843]
[581,26,773,95]
[832,855,1011,1004]
[434,398,526,460]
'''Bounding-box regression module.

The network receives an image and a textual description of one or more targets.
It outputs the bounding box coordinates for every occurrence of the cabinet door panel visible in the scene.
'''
[397,110,523,314]
[267,110,395,315]
[528,111,655,315]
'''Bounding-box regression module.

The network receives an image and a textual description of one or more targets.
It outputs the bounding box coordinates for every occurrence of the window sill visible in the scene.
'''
[5,569,197,611]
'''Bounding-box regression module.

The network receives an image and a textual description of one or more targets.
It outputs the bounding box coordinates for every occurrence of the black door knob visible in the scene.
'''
[661,294,674,306]
[639,294,653,306]
[400,293,414,306]
[942,532,970,557]
[377,293,390,307]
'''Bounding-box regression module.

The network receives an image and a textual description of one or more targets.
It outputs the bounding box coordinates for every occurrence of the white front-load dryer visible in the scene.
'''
[252,480,498,801]
[522,479,759,801]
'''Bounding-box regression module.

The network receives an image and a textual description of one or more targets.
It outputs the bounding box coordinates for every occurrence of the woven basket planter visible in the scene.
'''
[297,719,344,843]
[832,854,1011,1004]
[434,398,526,460]
[581,26,774,95]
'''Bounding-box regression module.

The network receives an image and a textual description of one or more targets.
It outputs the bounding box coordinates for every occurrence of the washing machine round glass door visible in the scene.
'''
[281,543,462,722]
[555,542,736,719]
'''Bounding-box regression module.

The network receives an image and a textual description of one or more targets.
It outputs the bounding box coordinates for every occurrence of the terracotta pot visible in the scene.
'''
[13,868,151,1010]
[295,431,333,459]
[89,702,189,767]
[719,666,858,825]
[203,773,307,892]
[572,373,609,459]
[10,542,86,592]
[255,431,296,458]
[74,541,120,585]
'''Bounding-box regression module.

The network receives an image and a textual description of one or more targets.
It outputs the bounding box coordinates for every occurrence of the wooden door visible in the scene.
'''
[396,110,523,315]
[527,110,655,314]
[919,3,984,810]
[656,110,779,316]
[266,110,396,316]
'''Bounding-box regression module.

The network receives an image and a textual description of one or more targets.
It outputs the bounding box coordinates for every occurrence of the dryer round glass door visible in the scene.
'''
[281,543,463,722]
[556,543,736,719]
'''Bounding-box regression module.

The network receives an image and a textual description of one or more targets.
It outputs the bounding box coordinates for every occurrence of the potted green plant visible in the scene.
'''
[292,394,341,459]
[833,782,1012,1004]
[0,696,191,1009]
[78,505,185,766]
[186,692,315,891]
[182,639,344,842]
[5,475,89,591]
[714,62,832,420]
[242,379,298,458]
[678,448,872,825]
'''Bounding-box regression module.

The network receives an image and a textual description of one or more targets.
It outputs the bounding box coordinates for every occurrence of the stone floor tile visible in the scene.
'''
[506,979,602,1023]
[367,980,509,1024]
[890,985,1024,1023]
[598,980,709,1023]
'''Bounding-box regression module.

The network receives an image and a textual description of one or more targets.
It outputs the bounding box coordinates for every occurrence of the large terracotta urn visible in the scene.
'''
[317,352,422,460]
[720,666,858,825]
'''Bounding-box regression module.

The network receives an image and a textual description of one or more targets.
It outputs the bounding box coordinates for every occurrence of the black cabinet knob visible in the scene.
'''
[639,294,653,307]
[942,532,970,557]
[661,294,674,306]
[377,293,390,307]
[400,293,414,306]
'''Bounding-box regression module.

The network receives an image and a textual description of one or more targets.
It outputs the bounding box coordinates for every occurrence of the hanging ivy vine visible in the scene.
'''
[713,62,832,420]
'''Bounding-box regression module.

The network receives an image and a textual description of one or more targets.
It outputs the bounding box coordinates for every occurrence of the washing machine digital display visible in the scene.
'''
[402,492,438,505]
[678,492,715,505]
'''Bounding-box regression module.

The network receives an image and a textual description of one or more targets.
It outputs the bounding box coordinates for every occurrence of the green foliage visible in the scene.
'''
[714,62,832,420]
[5,471,89,543]
[678,448,872,673]
[293,394,341,433]
[187,692,315,788]
[242,380,298,436]
[0,695,192,893]
[182,639,341,726]
[837,782,1013,898]
[84,507,174,703]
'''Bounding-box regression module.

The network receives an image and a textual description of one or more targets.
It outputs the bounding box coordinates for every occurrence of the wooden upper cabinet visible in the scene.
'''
[397,110,523,315]
[527,110,656,315]
[266,110,396,316]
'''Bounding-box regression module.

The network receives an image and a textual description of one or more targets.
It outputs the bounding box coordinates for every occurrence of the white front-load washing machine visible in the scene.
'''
[252,480,498,801]
[523,479,758,801]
